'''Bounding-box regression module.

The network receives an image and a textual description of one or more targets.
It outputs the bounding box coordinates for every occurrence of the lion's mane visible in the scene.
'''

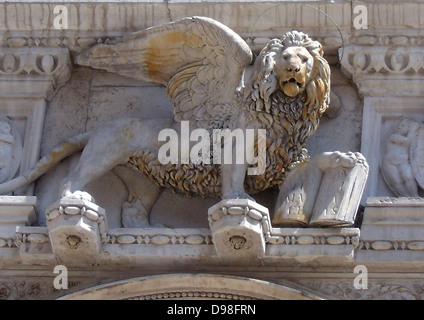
[248,31,330,116]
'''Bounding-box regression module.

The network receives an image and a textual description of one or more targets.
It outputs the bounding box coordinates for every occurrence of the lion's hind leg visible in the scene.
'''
[58,118,146,199]
[59,149,127,200]
[112,165,161,228]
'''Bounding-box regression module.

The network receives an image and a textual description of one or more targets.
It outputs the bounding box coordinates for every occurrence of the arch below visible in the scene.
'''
[59,273,324,300]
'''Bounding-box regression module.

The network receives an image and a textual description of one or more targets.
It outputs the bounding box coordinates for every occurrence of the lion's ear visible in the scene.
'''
[306,55,331,114]
[312,47,324,58]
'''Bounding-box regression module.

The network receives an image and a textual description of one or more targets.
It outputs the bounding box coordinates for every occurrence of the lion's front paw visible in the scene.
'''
[314,151,366,171]
[223,190,256,202]
[61,190,96,203]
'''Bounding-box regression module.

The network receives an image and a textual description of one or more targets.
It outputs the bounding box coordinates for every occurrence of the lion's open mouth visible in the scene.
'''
[280,78,303,97]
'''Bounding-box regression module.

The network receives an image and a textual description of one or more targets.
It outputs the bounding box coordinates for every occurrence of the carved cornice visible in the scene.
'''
[340,45,424,97]
[106,229,213,246]
[2,1,424,56]
[6,223,360,266]
[0,47,71,100]
[124,291,254,300]
[268,228,360,247]
[358,197,424,253]
[357,240,424,251]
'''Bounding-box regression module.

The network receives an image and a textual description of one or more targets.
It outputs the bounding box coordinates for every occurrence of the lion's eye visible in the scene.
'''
[299,56,309,63]
[283,54,290,60]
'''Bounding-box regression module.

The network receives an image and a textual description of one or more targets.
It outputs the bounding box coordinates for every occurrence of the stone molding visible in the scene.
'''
[59,274,320,300]
[3,212,360,267]
[340,45,424,97]
[3,271,424,300]
[1,1,423,56]
[356,197,424,262]
[0,47,71,100]
[0,196,36,228]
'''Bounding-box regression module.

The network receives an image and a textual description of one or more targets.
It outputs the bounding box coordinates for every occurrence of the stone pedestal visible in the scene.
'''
[208,199,271,261]
[0,195,36,241]
[359,197,424,254]
[46,196,107,265]
[0,196,37,260]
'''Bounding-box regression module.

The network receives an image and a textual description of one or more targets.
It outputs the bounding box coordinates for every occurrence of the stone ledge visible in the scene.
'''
[1,1,423,58]
[0,196,36,227]
[2,196,424,267]
[356,197,424,263]
[1,223,361,267]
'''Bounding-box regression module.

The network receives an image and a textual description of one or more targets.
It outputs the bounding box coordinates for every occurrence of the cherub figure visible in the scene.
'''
[381,118,421,197]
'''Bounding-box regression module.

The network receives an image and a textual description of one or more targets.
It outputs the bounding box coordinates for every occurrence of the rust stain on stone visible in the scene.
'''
[145,32,185,82]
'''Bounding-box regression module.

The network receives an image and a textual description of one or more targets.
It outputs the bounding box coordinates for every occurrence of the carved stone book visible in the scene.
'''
[309,162,368,227]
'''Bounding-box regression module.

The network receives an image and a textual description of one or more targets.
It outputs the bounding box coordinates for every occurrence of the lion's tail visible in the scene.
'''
[0,132,91,195]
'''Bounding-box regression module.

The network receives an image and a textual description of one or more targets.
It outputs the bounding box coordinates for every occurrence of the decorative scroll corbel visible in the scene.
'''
[340,45,424,97]
[0,47,71,100]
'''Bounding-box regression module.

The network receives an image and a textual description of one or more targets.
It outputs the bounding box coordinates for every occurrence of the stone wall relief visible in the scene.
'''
[380,117,424,197]
[359,109,424,200]
[340,44,424,201]
[0,116,22,185]
[0,16,367,264]
[0,48,71,196]
[339,43,424,266]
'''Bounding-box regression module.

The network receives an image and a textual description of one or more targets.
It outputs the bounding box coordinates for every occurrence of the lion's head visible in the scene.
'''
[250,30,330,115]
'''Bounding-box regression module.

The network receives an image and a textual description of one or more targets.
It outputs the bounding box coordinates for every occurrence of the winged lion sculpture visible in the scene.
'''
[0,16,341,227]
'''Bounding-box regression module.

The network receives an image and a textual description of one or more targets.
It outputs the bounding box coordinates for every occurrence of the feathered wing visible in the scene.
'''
[76,16,253,129]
